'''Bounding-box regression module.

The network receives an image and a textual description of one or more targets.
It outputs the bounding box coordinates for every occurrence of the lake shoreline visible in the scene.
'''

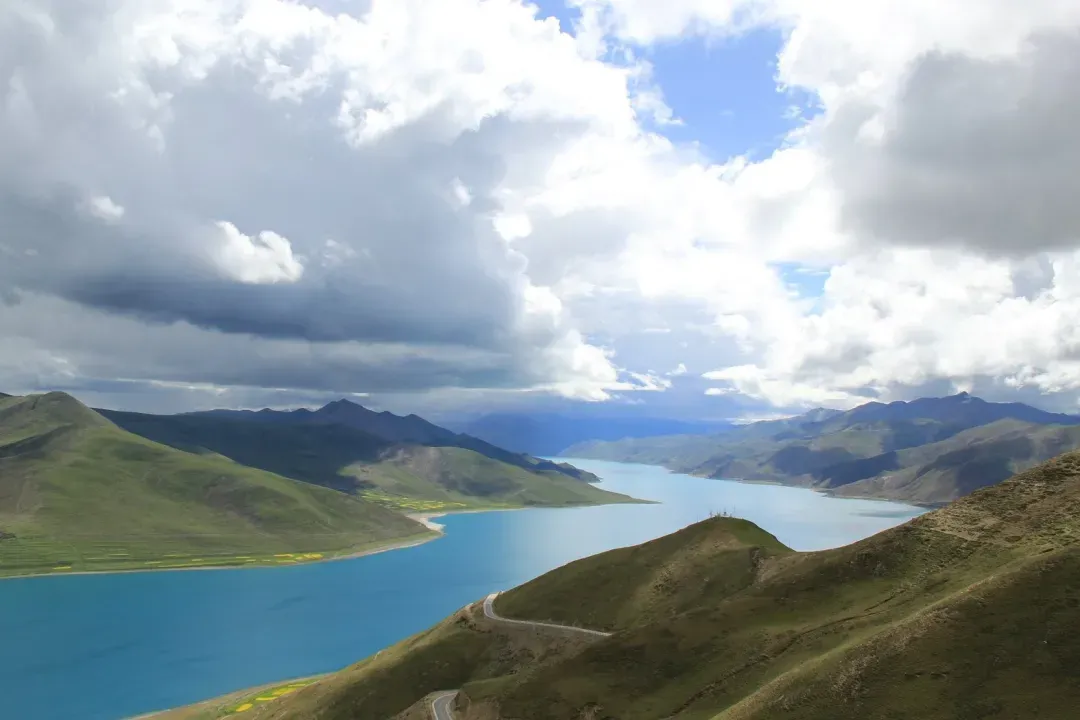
[0,502,626,582]
[407,505,529,533]
[128,672,330,719]
[586,460,942,510]
[121,508,536,720]
[0,529,441,582]
[819,489,947,509]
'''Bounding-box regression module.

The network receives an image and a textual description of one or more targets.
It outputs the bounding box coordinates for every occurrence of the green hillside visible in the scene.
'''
[0,393,431,577]
[203,450,1080,719]
[100,410,386,493]
[101,409,633,512]
[493,516,790,631]
[181,399,602,483]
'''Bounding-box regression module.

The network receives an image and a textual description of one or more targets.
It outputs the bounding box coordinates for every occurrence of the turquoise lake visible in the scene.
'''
[0,459,926,720]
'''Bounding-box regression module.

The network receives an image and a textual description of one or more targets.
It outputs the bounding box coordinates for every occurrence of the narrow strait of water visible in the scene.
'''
[0,459,926,720]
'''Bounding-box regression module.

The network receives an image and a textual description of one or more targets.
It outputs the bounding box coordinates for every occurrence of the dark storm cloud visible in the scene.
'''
[0,293,537,397]
[832,30,1080,256]
[0,0,640,411]
[0,83,547,348]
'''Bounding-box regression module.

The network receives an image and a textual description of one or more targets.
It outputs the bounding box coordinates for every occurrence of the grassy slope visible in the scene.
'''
[494,517,791,632]
[356,445,637,509]
[716,548,1080,720]
[828,419,1080,504]
[230,450,1080,720]
[100,410,387,493]
[162,601,601,720]
[0,393,429,577]
[103,410,630,512]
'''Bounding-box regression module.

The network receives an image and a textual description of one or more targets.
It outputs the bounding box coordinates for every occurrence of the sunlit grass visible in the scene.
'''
[358,490,473,512]
[1,541,346,577]
[223,681,315,715]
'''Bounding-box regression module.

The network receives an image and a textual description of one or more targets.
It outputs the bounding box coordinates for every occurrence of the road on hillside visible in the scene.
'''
[482,592,613,637]
[428,593,613,719]
[430,690,459,720]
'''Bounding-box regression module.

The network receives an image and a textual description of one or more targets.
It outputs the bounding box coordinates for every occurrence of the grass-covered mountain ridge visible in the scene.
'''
[183,399,600,483]
[0,392,428,577]
[568,392,1080,505]
[99,398,617,511]
[0,392,631,577]
[174,446,1080,720]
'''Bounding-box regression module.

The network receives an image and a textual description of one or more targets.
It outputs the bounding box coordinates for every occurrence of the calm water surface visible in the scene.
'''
[0,459,926,720]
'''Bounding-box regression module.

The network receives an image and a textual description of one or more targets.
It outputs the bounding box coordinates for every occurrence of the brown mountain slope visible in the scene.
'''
[827,419,1080,504]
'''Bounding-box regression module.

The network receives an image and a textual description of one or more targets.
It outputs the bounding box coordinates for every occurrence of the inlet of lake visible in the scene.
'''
[0,459,927,720]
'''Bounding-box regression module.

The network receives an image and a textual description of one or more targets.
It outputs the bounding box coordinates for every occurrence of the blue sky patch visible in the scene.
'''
[528,0,819,163]
[639,29,817,162]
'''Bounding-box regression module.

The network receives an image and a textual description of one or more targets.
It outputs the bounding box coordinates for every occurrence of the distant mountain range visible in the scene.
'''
[446,412,736,456]
[175,399,601,483]
[567,392,1080,505]
[0,393,632,577]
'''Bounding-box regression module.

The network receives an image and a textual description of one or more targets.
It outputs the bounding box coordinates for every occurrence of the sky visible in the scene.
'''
[2,0,1080,420]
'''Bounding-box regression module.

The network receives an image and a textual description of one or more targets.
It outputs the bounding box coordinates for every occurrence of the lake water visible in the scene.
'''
[0,459,926,720]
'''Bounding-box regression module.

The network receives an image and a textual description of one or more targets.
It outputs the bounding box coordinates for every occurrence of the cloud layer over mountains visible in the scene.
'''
[2,0,1079,414]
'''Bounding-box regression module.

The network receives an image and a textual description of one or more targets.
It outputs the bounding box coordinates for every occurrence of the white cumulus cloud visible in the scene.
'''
[213,221,304,284]
[575,0,1080,409]
[84,196,126,222]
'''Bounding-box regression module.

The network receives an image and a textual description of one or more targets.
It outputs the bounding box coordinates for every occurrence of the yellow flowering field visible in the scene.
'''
[223,680,316,715]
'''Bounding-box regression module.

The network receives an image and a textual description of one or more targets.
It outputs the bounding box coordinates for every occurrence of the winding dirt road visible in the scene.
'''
[429,592,612,719]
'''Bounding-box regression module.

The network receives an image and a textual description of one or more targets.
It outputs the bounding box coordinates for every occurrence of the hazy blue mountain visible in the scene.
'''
[838,391,1080,427]
[446,412,736,456]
